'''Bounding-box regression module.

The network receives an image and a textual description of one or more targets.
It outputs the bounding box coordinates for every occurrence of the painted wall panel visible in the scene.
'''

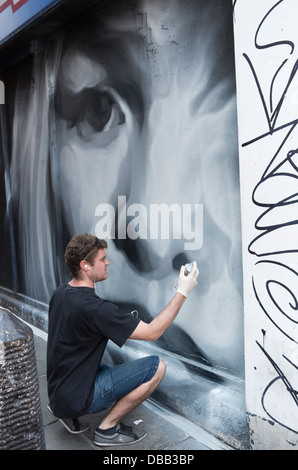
[233,0,298,449]
[1,0,246,445]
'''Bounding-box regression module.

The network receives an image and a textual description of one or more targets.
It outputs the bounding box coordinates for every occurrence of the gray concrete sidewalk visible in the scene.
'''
[33,327,232,451]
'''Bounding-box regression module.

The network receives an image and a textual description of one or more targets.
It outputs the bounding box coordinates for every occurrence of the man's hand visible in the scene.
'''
[176,261,199,298]
[129,261,199,341]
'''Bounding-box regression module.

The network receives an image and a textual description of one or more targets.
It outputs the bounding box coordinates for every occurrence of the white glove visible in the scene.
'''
[176,261,199,298]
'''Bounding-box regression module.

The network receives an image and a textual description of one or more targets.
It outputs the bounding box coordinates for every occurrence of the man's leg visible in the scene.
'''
[98,358,166,430]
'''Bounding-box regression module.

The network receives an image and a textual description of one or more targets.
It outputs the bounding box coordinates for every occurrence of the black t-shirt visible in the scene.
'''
[47,283,140,418]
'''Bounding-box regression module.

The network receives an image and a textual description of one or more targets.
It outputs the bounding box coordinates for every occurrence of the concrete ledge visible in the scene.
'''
[0,287,48,332]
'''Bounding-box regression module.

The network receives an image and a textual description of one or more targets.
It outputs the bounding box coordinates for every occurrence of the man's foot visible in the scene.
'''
[47,404,89,434]
[94,422,146,446]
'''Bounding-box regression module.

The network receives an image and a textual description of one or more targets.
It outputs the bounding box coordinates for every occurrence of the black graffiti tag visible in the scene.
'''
[240,0,298,432]
[253,260,298,342]
[256,341,298,434]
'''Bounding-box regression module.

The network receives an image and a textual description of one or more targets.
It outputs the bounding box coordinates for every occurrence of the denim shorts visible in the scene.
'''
[87,355,160,413]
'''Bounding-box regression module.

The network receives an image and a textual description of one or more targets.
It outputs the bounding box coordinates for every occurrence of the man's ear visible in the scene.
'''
[80,260,89,271]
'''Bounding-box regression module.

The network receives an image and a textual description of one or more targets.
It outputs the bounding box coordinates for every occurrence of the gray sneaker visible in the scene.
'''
[47,404,89,434]
[94,422,146,447]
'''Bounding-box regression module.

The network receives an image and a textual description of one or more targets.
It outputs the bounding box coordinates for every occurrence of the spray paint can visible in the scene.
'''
[173,261,196,291]
[184,262,193,276]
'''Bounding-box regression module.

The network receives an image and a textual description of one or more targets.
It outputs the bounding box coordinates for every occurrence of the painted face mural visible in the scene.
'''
[8,0,243,377]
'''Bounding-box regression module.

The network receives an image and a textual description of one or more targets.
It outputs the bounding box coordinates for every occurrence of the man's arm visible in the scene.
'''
[129,262,199,341]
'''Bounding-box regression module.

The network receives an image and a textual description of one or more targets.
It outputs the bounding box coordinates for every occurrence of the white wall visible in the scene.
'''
[233,0,298,450]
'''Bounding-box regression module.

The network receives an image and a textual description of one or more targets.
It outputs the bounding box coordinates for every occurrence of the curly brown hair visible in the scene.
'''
[64,233,107,278]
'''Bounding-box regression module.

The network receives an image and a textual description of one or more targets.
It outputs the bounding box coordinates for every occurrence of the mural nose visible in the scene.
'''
[113,237,156,273]
[113,196,179,276]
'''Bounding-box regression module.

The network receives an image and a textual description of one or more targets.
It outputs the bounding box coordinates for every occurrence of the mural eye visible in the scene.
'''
[76,90,125,139]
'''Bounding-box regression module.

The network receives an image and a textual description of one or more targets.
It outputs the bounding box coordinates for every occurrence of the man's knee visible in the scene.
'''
[156,357,166,382]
